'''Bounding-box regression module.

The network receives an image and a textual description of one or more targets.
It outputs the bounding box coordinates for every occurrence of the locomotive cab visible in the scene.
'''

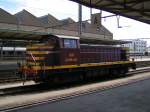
[54,35,80,65]
[43,35,80,66]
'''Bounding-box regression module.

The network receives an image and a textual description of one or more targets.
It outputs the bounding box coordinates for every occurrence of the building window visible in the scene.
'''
[82,23,86,29]
[62,20,69,25]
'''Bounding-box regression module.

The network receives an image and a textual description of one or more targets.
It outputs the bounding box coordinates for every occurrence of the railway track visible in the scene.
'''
[0,69,27,84]
[1,67,150,112]
[0,77,23,83]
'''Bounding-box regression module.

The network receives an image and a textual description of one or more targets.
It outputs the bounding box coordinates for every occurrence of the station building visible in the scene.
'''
[122,39,147,56]
[0,8,113,41]
[0,8,127,59]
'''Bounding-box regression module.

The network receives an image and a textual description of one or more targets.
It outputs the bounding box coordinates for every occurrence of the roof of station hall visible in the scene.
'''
[14,9,45,27]
[0,8,17,24]
[0,8,129,45]
[0,8,113,37]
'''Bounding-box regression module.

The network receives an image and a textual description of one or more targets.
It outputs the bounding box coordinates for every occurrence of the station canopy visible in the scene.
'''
[70,0,150,24]
[80,37,131,45]
[0,29,48,41]
[0,29,129,45]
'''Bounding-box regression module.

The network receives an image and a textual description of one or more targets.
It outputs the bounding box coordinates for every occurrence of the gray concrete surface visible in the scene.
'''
[10,78,150,112]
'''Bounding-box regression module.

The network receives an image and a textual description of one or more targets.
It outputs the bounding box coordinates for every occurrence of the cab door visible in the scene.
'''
[59,38,80,65]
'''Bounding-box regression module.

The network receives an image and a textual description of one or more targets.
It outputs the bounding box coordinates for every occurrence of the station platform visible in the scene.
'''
[16,74,150,112]
[130,56,150,62]
[0,81,35,89]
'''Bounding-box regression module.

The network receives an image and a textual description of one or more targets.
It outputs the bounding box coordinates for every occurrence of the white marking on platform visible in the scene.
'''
[0,81,35,89]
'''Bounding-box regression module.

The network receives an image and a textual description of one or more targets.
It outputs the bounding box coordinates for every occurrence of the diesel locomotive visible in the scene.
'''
[19,34,136,83]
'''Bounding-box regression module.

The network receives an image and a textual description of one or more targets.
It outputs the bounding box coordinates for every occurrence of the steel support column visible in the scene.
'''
[78,4,82,36]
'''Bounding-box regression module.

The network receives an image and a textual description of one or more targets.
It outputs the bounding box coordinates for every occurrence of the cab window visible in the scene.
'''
[64,39,77,48]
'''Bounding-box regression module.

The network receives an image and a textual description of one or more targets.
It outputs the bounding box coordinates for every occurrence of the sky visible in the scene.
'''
[1,0,150,45]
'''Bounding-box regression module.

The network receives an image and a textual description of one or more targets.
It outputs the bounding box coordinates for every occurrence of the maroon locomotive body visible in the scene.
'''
[80,45,126,64]
[36,35,128,66]
[20,34,135,83]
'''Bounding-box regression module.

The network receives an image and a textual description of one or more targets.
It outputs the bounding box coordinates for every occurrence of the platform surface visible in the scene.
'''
[10,75,150,112]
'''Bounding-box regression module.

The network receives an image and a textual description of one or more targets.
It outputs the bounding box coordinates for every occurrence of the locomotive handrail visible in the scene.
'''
[28,52,37,74]
[29,52,36,64]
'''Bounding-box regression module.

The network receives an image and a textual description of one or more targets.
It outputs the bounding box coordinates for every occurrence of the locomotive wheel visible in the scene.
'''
[118,67,128,77]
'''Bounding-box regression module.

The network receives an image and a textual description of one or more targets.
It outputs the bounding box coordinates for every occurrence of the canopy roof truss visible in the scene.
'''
[70,0,150,24]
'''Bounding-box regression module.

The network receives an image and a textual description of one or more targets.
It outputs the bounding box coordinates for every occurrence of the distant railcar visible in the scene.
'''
[2,47,26,58]
[19,35,136,83]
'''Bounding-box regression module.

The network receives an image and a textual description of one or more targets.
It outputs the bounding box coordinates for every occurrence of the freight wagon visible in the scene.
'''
[18,34,136,83]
